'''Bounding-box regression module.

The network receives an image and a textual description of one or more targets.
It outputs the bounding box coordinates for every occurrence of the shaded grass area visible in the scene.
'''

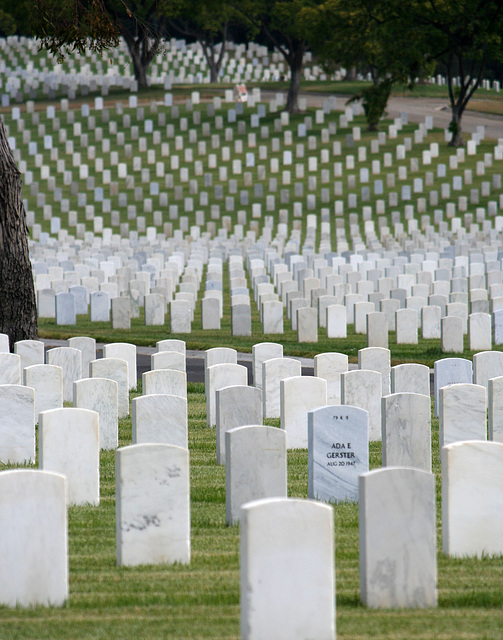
[1,388,503,639]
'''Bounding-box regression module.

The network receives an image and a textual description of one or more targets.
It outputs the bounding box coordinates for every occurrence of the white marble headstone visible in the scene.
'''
[226,425,286,525]
[132,394,188,448]
[240,497,335,640]
[280,376,327,449]
[216,385,262,464]
[116,443,190,566]
[0,469,68,607]
[74,377,118,450]
[359,467,437,608]
[442,440,503,557]
[308,405,368,503]
[39,407,100,506]
[382,392,431,471]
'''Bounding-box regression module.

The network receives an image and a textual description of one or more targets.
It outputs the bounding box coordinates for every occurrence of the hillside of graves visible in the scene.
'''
[5,82,503,363]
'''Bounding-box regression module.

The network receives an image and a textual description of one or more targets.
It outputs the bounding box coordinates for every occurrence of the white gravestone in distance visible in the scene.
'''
[359,467,437,609]
[74,377,119,450]
[225,425,287,525]
[252,342,283,389]
[68,336,96,379]
[204,346,237,390]
[24,364,63,423]
[439,383,487,447]
[46,347,82,403]
[280,376,327,449]
[358,347,391,395]
[262,357,302,419]
[433,357,473,416]
[142,369,187,398]
[473,350,503,392]
[391,363,430,395]
[103,342,137,390]
[0,385,35,464]
[0,469,68,607]
[382,392,432,471]
[132,394,188,449]
[0,352,21,384]
[206,363,248,427]
[308,405,369,503]
[341,369,382,441]
[14,339,44,371]
[313,352,348,404]
[216,385,262,464]
[39,407,100,506]
[488,375,503,442]
[240,497,335,640]
[151,351,186,372]
[116,443,190,566]
[91,357,129,418]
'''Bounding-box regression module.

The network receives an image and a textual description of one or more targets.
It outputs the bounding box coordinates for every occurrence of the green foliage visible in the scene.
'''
[31,0,167,86]
[30,0,122,62]
[0,9,17,36]
[302,0,429,129]
[399,0,503,144]
[348,77,393,131]
[0,0,32,35]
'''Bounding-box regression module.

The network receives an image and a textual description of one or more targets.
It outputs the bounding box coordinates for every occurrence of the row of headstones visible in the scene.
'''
[0,37,306,102]
[30,221,503,343]
[14,97,503,239]
[4,441,502,621]
[243,231,503,345]
[6,85,497,240]
[30,201,501,340]
[4,331,502,466]
[34,234,208,331]
[1,37,326,98]
[3,388,501,618]
[205,346,503,461]
[0,337,197,466]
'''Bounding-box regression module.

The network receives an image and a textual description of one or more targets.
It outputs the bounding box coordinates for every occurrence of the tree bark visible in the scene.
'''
[0,119,38,349]
[122,31,160,90]
[127,40,150,90]
[448,107,464,147]
[285,41,305,114]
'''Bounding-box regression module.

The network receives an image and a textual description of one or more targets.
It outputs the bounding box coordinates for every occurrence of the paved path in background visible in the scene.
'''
[262,89,503,140]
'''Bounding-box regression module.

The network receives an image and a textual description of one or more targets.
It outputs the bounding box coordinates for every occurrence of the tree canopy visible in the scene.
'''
[165,0,237,83]
[399,0,503,145]
[234,0,316,113]
[303,0,430,130]
[31,0,169,88]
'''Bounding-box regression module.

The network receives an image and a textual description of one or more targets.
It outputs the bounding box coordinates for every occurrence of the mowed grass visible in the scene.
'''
[1,388,503,639]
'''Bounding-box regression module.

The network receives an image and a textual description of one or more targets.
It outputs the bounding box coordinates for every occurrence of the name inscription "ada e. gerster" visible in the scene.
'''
[326,441,356,467]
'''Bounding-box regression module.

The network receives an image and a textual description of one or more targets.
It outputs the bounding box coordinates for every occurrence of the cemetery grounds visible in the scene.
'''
[2,65,503,637]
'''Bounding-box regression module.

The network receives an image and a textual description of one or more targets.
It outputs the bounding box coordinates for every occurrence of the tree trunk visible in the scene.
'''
[448,105,464,147]
[130,45,150,90]
[285,42,305,114]
[201,33,226,84]
[346,66,358,81]
[123,34,153,90]
[0,120,38,349]
[203,44,220,83]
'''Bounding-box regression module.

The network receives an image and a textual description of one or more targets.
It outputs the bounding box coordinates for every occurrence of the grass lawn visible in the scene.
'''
[1,388,502,639]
